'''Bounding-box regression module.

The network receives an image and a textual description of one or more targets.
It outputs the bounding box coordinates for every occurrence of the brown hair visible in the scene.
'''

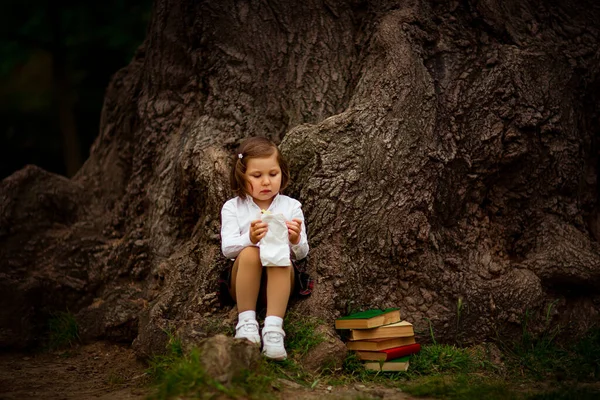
[230,137,290,198]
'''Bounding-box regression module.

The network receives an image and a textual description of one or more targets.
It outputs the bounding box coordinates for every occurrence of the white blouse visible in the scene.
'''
[220,193,309,260]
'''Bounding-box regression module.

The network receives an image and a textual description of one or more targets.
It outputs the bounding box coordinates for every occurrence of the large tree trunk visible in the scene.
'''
[2,0,600,355]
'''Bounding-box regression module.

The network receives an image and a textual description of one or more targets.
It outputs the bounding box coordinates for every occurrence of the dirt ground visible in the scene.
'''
[0,342,150,400]
[0,342,424,400]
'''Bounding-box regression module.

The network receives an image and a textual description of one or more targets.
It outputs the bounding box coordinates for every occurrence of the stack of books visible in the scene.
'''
[335,308,420,372]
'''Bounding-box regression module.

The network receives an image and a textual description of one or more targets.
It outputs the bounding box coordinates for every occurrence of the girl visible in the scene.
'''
[220,137,309,360]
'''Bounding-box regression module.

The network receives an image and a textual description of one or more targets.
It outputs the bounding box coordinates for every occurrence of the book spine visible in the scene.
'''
[383,343,421,360]
[351,329,412,340]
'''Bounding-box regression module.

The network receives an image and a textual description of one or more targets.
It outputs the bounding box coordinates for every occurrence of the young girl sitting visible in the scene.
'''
[220,137,309,360]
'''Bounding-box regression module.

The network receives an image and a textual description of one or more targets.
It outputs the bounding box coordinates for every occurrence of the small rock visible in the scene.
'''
[199,334,261,385]
[274,378,302,390]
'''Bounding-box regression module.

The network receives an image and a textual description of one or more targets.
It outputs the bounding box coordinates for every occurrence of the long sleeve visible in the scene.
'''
[289,202,309,260]
[221,200,253,259]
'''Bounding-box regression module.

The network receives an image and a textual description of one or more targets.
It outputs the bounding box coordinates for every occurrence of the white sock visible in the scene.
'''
[264,315,283,327]
[238,310,256,322]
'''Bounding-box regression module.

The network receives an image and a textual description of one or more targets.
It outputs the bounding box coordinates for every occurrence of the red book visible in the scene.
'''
[355,343,421,361]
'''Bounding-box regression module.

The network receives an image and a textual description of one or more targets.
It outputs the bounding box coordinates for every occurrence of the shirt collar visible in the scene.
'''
[244,193,280,209]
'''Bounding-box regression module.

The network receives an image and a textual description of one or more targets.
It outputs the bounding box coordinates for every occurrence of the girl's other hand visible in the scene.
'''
[286,218,302,245]
[249,219,268,244]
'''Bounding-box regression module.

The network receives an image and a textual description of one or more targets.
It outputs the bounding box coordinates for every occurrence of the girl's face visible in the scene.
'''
[244,152,282,208]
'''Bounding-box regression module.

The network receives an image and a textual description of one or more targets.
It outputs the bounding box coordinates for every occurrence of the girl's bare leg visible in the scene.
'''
[262,266,295,360]
[265,266,294,318]
[229,247,262,312]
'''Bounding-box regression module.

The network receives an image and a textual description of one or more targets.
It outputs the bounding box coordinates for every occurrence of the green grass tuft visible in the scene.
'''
[499,317,600,382]
[571,328,600,380]
[341,351,369,381]
[146,309,600,399]
[501,309,565,380]
[47,311,79,350]
[263,357,310,384]
[149,348,211,399]
[409,344,481,375]
[526,385,600,400]
[404,374,524,400]
[283,311,326,357]
[148,330,277,400]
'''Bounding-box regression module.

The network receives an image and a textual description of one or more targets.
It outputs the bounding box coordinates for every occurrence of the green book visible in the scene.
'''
[335,308,401,329]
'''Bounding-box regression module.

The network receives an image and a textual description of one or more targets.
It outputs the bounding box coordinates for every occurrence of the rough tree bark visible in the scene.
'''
[2,0,600,358]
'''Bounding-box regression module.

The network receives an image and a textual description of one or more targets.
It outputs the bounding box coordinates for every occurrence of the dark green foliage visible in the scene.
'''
[146,330,183,381]
[527,386,600,400]
[571,329,600,380]
[498,306,600,382]
[404,375,522,400]
[47,311,79,349]
[149,313,334,398]
[341,351,369,381]
[148,333,276,400]
[499,308,565,380]
[147,312,600,399]
[408,344,482,375]
[283,311,325,357]
[401,321,600,399]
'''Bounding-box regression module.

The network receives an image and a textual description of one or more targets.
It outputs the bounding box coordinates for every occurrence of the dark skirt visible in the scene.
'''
[217,258,313,309]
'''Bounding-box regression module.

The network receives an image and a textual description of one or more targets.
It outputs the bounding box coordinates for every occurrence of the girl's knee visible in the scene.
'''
[238,246,260,263]
[238,246,260,258]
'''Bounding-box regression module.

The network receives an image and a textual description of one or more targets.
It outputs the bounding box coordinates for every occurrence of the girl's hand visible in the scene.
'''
[286,218,302,245]
[249,220,268,244]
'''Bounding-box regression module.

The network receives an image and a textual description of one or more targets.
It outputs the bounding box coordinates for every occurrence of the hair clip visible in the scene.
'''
[238,153,243,159]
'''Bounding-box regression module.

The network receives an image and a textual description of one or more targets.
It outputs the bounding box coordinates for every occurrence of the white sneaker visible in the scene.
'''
[261,325,287,360]
[234,319,261,345]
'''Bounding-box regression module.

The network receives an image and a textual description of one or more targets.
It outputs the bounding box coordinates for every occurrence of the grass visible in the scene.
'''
[148,338,276,400]
[398,321,600,400]
[334,315,600,400]
[409,344,483,375]
[283,311,326,357]
[47,311,80,350]
[146,331,184,380]
[571,329,600,380]
[527,386,600,399]
[496,308,600,382]
[332,342,495,387]
[146,308,600,400]
[148,326,281,398]
[397,333,600,399]
[148,313,326,399]
[403,374,520,400]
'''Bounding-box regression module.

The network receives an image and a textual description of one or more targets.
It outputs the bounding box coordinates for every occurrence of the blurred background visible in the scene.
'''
[0,0,153,179]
